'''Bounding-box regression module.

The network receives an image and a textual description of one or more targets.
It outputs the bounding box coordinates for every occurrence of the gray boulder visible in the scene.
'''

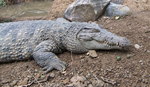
[105,2,131,17]
[64,0,130,22]
[110,0,124,4]
[64,0,111,22]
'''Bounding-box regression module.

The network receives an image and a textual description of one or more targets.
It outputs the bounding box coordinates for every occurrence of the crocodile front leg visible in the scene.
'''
[32,40,66,73]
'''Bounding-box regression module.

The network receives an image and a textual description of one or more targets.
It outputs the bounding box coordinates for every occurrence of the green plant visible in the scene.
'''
[0,0,6,7]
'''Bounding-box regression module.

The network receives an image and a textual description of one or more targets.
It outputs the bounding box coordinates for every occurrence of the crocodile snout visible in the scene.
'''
[118,37,131,49]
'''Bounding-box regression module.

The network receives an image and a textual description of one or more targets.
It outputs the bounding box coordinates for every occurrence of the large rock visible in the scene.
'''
[105,2,131,17]
[64,0,111,22]
[110,0,124,4]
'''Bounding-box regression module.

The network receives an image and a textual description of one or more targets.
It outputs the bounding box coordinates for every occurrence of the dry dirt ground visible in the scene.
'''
[0,0,150,87]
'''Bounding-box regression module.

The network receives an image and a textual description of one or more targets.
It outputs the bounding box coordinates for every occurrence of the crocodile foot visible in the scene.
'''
[42,57,67,73]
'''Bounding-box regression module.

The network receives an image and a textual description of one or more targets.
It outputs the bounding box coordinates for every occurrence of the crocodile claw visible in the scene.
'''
[42,58,67,73]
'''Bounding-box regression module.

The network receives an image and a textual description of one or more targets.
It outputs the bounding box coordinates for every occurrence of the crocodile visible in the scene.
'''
[0,18,130,72]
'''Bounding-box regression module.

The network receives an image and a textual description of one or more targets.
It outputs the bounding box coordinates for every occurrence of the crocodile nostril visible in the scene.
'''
[120,38,131,47]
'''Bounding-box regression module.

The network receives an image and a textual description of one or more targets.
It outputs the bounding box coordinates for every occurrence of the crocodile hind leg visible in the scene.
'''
[32,40,66,73]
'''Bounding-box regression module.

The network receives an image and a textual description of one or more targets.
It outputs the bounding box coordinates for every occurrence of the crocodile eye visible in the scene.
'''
[91,28,100,33]
[77,32,93,41]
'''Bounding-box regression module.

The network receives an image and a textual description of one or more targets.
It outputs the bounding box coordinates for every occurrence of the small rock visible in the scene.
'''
[70,75,88,87]
[134,44,141,49]
[42,73,55,81]
[88,84,93,87]
[92,79,104,87]
[27,75,32,78]
[139,60,144,65]
[85,73,91,78]
[70,75,86,83]
[127,54,135,59]
[61,71,67,74]
[40,74,46,79]
[146,50,150,53]
[35,73,41,79]
[80,55,85,59]
[66,84,74,87]
[49,73,55,78]
[80,58,86,63]
[34,69,38,73]
[116,56,121,61]
[87,50,98,58]
[115,16,120,20]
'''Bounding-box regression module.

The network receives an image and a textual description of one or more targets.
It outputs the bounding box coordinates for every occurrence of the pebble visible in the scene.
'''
[127,54,135,59]
[146,50,150,53]
[115,16,120,20]
[80,58,85,63]
[66,84,74,87]
[139,60,144,65]
[116,56,121,61]
[49,73,55,78]
[88,84,93,87]
[35,73,41,78]
[87,50,98,58]
[92,79,104,87]
[70,75,88,87]
[61,71,67,74]
[134,44,141,49]
[34,69,38,73]
[139,60,143,63]
[70,75,86,83]
[79,55,85,59]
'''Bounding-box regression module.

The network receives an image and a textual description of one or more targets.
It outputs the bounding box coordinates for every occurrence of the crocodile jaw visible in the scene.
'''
[78,29,131,50]
[80,39,130,50]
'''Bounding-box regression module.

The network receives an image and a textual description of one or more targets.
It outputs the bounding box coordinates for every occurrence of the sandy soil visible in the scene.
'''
[0,0,150,87]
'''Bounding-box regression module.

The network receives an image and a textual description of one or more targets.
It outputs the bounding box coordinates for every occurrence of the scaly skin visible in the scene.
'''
[0,18,130,72]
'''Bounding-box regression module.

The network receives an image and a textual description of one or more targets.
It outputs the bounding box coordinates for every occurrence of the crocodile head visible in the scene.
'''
[77,23,131,50]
